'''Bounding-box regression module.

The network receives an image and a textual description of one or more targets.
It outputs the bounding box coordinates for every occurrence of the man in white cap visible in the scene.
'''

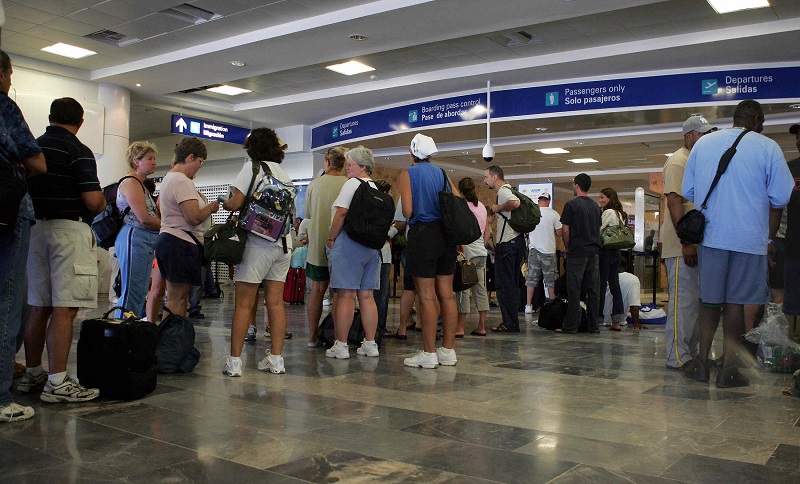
[661,115,713,370]
[524,192,562,311]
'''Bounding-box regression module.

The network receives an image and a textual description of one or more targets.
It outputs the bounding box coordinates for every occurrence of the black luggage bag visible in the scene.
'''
[77,307,158,400]
[318,309,382,348]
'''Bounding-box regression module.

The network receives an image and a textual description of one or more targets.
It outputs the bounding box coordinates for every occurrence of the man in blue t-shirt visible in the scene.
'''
[0,50,47,423]
[558,173,602,334]
[682,100,794,387]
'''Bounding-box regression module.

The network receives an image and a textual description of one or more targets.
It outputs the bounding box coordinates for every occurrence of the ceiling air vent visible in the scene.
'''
[501,30,541,47]
[159,4,222,25]
[84,29,141,47]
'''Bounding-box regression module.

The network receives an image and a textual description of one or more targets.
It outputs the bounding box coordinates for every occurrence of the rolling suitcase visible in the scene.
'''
[77,307,158,400]
[284,267,305,304]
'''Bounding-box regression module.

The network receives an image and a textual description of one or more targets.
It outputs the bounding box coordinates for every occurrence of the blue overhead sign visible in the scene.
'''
[170,114,250,145]
[311,65,800,148]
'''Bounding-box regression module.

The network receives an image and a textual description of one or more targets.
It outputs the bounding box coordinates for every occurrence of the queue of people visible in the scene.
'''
[2,55,796,426]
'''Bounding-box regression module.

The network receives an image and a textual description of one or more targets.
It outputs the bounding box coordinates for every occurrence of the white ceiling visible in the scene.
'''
[3,0,800,192]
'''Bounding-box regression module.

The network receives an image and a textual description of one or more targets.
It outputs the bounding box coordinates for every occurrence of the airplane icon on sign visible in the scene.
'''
[701,79,718,95]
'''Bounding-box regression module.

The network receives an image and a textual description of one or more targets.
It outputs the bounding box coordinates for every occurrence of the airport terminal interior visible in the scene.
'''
[2,0,800,482]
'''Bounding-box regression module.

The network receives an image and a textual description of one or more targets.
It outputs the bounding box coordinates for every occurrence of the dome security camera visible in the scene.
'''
[482,142,495,162]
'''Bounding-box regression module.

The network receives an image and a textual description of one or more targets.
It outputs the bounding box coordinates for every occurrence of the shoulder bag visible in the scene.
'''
[453,254,479,292]
[438,169,481,245]
[600,211,635,250]
[676,130,748,244]
[204,160,259,265]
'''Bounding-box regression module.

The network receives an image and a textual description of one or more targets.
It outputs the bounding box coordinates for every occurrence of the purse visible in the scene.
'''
[203,161,260,264]
[676,130,748,245]
[453,256,479,292]
[0,162,27,236]
[600,211,634,250]
[438,169,481,246]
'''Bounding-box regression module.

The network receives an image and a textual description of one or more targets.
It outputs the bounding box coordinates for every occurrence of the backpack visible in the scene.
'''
[92,176,143,250]
[240,162,297,243]
[343,178,395,250]
[497,185,541,237]
[153,307,200,373]
[318,309,382,348]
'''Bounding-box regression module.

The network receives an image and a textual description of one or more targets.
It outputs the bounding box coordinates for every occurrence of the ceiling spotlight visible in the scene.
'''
[135,83,142,87]
[535,127,548,132]
[790,104,800,109]
[230,60,246,67]
[350,34,368,41]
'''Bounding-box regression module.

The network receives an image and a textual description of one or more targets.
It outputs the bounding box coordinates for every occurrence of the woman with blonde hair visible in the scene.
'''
[115,141,161,319]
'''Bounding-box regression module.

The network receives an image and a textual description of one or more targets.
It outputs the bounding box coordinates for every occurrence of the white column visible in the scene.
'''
[95,83,130,187]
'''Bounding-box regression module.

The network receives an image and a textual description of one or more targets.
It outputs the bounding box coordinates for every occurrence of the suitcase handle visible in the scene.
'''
[103,306,135,319]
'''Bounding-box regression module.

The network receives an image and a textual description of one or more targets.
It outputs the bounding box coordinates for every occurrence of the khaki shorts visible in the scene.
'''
[28,219,98,308]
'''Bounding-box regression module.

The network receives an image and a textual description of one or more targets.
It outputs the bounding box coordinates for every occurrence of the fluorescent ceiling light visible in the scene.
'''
[536,148,570,154]
[206,85,251,96]
[326,60,375,76]
[706,0,769,14]
[568,158,599,164]
[41,42,96,59]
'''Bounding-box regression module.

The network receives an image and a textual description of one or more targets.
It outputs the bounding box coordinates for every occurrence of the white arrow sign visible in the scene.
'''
[175,117,187,133]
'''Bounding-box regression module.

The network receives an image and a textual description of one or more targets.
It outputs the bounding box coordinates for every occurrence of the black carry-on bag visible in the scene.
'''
[77,306,159,400]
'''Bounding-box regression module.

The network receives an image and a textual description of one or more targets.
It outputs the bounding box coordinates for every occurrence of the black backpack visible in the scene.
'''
[343,178,395,250]
[92,176,143,249]
[318,309,382,348]
[498,185,541,237]
[154,307,200,373]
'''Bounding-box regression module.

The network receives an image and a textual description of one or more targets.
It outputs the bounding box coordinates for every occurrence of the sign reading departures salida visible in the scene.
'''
[311,65,800,148]
[170,114,250,145]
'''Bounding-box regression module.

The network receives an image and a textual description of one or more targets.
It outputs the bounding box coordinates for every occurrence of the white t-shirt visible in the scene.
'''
[603,272,641,323]
[333,177,375,215]
[497,184,520,243]
[230,160,295,250]
[528,206,562,254]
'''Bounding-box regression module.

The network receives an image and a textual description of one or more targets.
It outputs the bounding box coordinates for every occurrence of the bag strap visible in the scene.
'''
[116,175,147,217]
[183,230,202,247]
[699,129,749,211]
[496,184,514,242]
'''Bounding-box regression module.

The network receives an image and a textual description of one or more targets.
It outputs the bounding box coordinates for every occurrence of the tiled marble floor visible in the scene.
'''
[3,289,800,483]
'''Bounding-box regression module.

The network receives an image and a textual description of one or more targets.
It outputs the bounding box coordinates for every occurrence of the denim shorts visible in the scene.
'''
[329,231,380,291]
[155,233,203,286]
[698,246,768,305]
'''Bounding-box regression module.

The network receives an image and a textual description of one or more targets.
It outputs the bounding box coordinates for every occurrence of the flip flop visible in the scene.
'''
[610,326,622,332]
[492,324,519,333]
[455,334,464,338]
[470,329,486,337]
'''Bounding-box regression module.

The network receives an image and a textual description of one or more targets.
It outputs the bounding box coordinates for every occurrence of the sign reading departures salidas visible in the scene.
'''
[311,65,800,149]
[170,114,250,145]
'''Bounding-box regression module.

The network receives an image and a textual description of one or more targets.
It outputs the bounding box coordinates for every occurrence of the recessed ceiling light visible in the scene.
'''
[135,83,142,87]
[41,42,96,59]
[230,60,246,67]
[536,148,570,154]
[663,153,674,157]
[350,34,368,41]
[790,104,800,109]
[706,0,769,14]
[535,127,548,132]
[568,158,599,164]
[574,141,585,145]
[326,60,375,76]
[206,85,252,96]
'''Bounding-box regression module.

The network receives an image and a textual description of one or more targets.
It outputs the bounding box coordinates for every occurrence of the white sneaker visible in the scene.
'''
[404,350,439,369]
[325,340,350,359]
[1,402,35,422]
[356,340,379,357]
[437,347,457,366]
[524,305,533,314]
[223,356,242,377]
[17,370,48,393]
[40,376,99,403]
[244,325,257,342]
[322,298,332,307]
[257,352,286,374]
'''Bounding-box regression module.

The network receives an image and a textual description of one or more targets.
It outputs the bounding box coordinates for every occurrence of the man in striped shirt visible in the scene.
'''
[18,97,105,403]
